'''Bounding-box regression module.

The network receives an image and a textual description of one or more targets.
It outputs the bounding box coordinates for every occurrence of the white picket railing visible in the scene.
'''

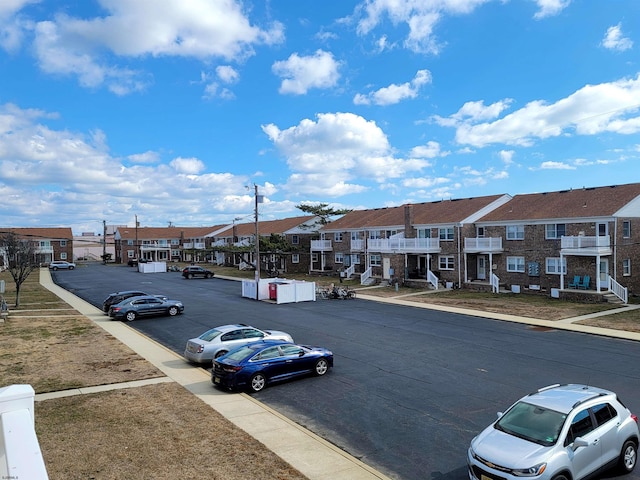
[360,267,372,285]
[490,273,500,294]
[608,276,628,304]
[427,270,439,290]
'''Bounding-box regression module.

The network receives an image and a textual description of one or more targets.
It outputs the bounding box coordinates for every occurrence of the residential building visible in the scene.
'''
[0,227,74,265]
[474,183,640,300]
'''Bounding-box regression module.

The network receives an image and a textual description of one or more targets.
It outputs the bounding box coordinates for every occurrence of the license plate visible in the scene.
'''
[481,475,493,480]
[214,377,220,384]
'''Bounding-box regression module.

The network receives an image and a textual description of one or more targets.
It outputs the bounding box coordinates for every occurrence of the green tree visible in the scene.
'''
[0,231,39,307]
[296,203,351,226]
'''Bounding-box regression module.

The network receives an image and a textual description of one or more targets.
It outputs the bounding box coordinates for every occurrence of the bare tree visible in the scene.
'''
[0,231,40,307]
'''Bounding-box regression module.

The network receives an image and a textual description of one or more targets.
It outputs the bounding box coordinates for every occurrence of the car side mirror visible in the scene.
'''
[571,437,589,451]
[496,412,503,419]
[298,351,305,357]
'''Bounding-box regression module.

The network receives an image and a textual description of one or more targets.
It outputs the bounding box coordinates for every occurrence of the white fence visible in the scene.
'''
[0,384,49,479]
[242,279,316,304]
[608,276,628,304]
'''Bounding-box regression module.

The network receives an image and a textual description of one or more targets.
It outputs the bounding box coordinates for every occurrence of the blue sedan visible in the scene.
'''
[211,341,333,393]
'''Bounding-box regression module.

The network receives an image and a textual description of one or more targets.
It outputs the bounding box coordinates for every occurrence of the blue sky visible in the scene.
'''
[1,0,639,234]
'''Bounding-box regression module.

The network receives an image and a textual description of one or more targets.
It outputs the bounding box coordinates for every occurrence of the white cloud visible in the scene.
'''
[438,74,640,147]
[29,0,283,93]
[354,69,432,106]
[272,50,341,95]
[602,23,633,52]
[170,157,205,174]
[262,112,430,196]
[128,151,160,164]
[499,150,514,165]
[410,140,446,159]
[533,0,571,19]
[539,161,576,170]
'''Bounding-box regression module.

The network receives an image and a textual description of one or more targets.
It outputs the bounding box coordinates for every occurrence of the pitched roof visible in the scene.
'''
[323,194,507,230]
[0,227,73,240]
[116,225,226,240]
[232,216,317,237]
[478,183,640,222]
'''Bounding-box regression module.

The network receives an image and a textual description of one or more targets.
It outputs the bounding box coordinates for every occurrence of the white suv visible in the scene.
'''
[468,384,638,480]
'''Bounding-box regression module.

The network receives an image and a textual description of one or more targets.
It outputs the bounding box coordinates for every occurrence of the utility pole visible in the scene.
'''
[135,214,139,261]
[102,220,107,264]
[254,184,260,300]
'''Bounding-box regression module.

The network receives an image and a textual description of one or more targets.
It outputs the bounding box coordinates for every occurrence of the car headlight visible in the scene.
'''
[511,463,547,477]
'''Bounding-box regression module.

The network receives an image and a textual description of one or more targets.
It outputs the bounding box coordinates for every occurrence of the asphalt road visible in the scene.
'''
[51,264,640,480]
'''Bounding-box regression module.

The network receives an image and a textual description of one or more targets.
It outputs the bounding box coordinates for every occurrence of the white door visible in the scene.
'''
[477,257,486,280]
[383,258,391,280]
[599,259,609,289]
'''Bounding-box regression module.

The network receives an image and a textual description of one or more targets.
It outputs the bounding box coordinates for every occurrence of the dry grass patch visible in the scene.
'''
[36,383,307,480]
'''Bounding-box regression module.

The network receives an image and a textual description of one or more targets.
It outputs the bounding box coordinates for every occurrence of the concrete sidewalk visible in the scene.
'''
[38,270,392,480]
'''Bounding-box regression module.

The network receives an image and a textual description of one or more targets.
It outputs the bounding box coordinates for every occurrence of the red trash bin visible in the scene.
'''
[269,282,278,300]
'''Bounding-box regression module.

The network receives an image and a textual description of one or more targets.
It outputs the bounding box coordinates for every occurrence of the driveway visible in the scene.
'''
[52,264,640,480]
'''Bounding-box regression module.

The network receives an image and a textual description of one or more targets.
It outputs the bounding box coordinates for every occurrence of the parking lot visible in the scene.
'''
[52,264,640,480]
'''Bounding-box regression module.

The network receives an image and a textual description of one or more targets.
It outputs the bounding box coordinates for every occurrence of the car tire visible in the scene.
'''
[168,306,178,316]
[551,475,568,480]
[189,273,194,279]
[69,266,75,270]
[249,373,267,393]
[214,350,228,359]
[125,311,137,322]
[52,267,58,270]
[314,358,329,376]
[205,273,211,278]
[619,440,637,473]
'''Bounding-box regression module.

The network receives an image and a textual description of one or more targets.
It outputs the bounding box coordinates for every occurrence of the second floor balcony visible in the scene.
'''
[561,235,611,256]
[183,242,206,249]
[368,237,440,253]
[464,237,503,253]
[311,239,332,251]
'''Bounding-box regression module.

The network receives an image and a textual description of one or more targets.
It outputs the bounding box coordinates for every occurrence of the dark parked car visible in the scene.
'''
[182,266,214,279]
[102,291,168,313]
[212,341,333,393]
[108,295,184,321]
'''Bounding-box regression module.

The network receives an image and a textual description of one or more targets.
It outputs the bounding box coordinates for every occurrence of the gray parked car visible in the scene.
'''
[184,324,293,364]
[49,261,76,270]
[468,383,638,480]
[108,295,184,321]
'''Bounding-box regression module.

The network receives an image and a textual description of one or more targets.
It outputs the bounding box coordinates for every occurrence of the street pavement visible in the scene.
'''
[37,268,640,480]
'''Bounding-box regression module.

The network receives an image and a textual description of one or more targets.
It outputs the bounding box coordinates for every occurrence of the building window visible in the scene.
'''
[60,252,67,260]
[545,257,567,275]
[171,249,180,257]
[127,250,135,258]
[623,259,631,276]
[311,253,318,262]
[369,230,382,239]
[439,256,454,270]
[60,240,67,246]
[292,235,299,244]
[506,225,524,240]
[545,224,566,239]
[335,253,344,264]
[352,254,361,265]
[370,254,381,266]
[417,228,431,238]
[507,256,525,273]
[623,221,631,238]
[171,239,180,245]
[439,227,454,241]
[335,232,342,242]
[385,230,398,238]
[292,254,300,264]
[127,240,134,246]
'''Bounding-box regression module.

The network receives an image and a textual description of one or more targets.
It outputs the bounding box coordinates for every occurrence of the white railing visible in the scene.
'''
[464,237,503,252]
[368,238,440,253]
[183,242,206,249]
[0,384,49,479]
[351,239,365,251]
[427,270,439,290]
[608,276,628,304]
[310,240,332,251]
[35,246,54,254]
[561,235,610,249]
[490,273,500,293]
[360,267,372,285]
[345,265,355,279]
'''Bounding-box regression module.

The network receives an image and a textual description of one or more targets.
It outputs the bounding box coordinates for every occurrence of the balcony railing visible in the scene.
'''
[561,235,611,255]
[368,238,440,253]
[311,240,332,251]
[183,242,206,249]
[351,239,365,251]
[140,243,171,251]
[36,246,54,254]
[464,237,503,253]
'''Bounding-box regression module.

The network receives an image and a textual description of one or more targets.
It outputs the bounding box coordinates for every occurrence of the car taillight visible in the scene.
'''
[222,365,242,373]
[112,307,121,312]
[632,414,638,423]
[196,345,204,353]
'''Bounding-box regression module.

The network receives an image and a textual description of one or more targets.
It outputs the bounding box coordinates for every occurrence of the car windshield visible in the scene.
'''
[495,401,566,447]
[199,329,222,342]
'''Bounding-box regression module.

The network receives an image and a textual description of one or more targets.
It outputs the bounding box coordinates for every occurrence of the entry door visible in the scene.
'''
[599,259,609,289]
[477,256,487,280]
[383,258,391,280]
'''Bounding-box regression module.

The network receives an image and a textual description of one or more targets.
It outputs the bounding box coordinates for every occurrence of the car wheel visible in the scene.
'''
[69,266,75,270]
[619,440,637,473]
[249,373,267,393]
[551,475,568,480]
[189,273,194,279]
[125,311,137,322]
[214,350,228,359]
[52,267,58,270]
[168,306,178,316]
[205,273,211,278]
[314,358,329,376]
